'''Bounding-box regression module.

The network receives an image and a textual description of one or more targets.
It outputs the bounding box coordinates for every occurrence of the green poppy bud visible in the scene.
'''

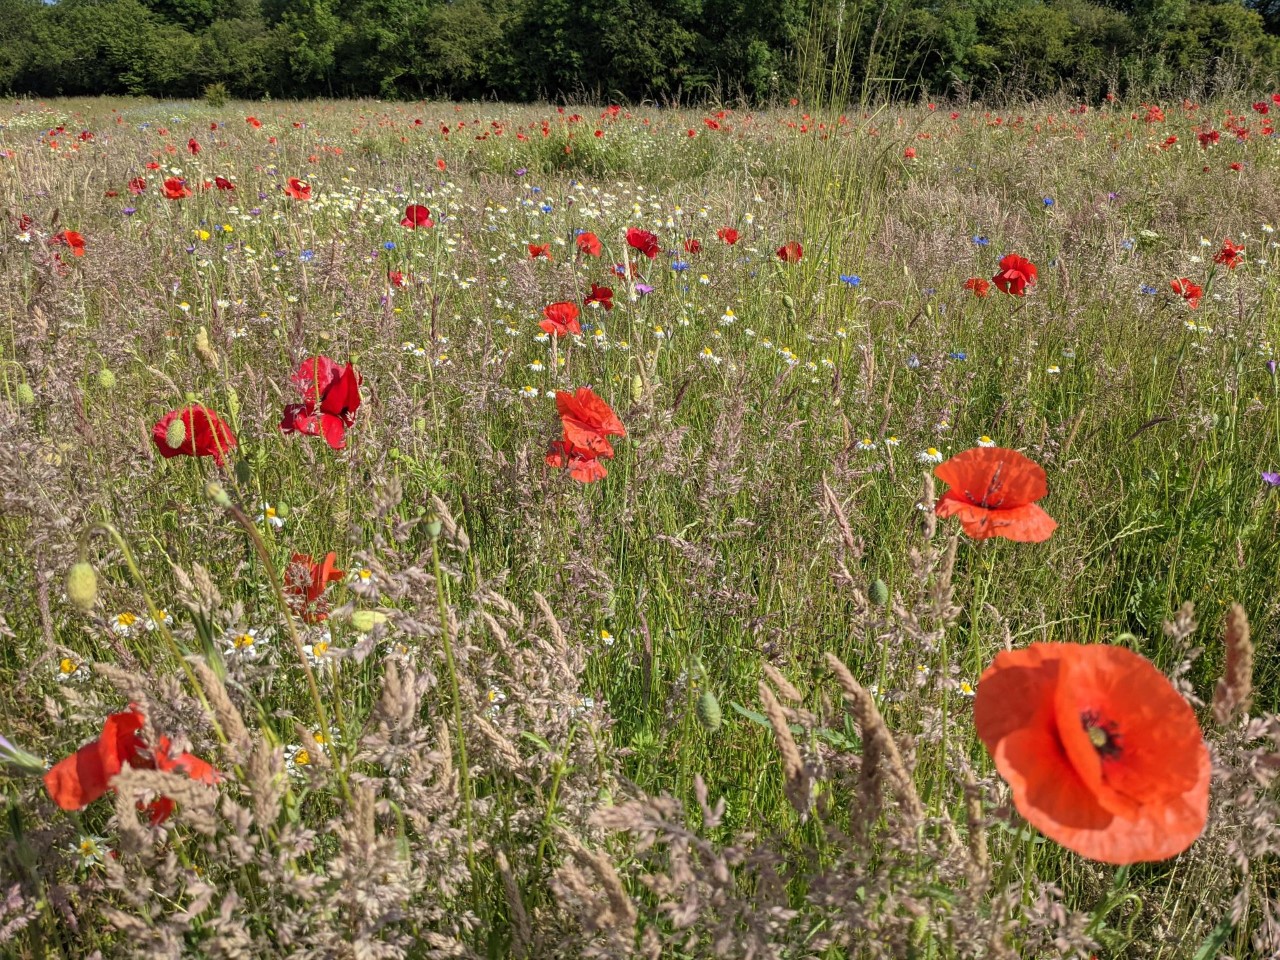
[66,562,98,611]
[696,689,722,732]
[165,417,187,450]
[869,578,889,606]
[205,480,232,508]
[274,501,290,519]
[15,383,35,405]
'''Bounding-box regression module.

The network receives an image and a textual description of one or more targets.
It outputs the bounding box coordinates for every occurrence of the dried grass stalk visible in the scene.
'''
[1214,603,1254,727]
[759,681,811,816]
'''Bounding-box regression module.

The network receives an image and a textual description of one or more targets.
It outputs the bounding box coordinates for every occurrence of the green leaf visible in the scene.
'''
[1191,918,1234,960]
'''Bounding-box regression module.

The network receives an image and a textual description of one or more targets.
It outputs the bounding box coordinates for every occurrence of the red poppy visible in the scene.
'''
[1214,238,1244,269]
[576,232,602,257]
[541,301,581,336]
[151,404,237,466]
[717,227,740,245]
[683,238,702,254]
[992,253,1037,296]
[388,270,406,288]
[934,446,1056,542]
[247,116,262,129]
[974,642,1209,864]
[626,227,660,259]
[400,204,433,229]
[279,356,362,450]
[436,157,447,171]
[585,283,614,311]
[555,386,626,458]
[777,241,803,263]
[284,178,312,201]
[964,277,991,298]
[145,161,161,170]
[214,176,235,191]
[127,177,147,195]
[54,230,86,256]
[162,177,192,200]
[528,243,552,260]
[187,138,200,155]
[903,146,917,159]
[545,438,608,483]
[16,214,33,232]
[1171,277,1202,308]
[284,552,344,623]
[44,708,217,825]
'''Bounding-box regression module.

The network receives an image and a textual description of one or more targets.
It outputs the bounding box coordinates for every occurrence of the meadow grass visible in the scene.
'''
[1,94,1280,958]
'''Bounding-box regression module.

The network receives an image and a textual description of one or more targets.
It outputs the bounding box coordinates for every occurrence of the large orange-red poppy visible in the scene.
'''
[44,709,217,825]
[974,643,1209,864]
[934,447,1056,542]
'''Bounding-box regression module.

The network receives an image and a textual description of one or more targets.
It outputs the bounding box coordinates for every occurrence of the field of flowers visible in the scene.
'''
[3,94,1280,958]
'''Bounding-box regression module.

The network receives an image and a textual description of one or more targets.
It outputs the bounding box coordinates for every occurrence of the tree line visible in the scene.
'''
[2,0,1279,103]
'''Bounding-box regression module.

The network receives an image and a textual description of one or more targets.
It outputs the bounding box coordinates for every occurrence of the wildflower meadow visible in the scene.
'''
[4,93,1280,958]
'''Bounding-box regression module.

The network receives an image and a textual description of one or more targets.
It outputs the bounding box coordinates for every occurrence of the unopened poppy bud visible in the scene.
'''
[205,480,232,508]
[350,610,388,633]
[695,689,722,732]
[425,514,442,539]
[16,383,35,405]
[165,417,187,449]
[630,374,643,404]
[234,459,252,486]
[194,326,219,368]
[869,578,889,606]
[782,293,796,318]
[97,368,117,390]
[274,501,290,519]
[66,561,98,611]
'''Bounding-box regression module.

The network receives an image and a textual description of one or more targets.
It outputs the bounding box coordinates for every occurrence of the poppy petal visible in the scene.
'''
[935,447,1047,509]
[320,413,347,450]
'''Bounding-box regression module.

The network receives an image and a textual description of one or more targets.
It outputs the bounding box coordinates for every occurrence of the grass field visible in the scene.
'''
[2,94,1280,958]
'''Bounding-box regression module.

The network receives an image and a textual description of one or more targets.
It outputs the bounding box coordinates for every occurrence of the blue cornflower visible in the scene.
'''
[671,261,690,272]
[1140,284,1158,295]
[840,274,862,287]
[973,235,991,246]
[1043,197,1055,207]
[300,250,315,262]
[1121,238,1135,250]
[384,241,396,250]
[949,351,968,361]
[540,203,553,213]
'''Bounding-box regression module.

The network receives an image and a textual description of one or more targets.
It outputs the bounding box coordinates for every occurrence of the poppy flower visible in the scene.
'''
[528,243,552,260]
[214,176,235,191]
[1171,277,1202,308]
[777,241,803,263]
[1214,239,1244,269]
[127,177,147,195]
[279,356,362,450]
[903,146,917,159]
[555,386,626,457]
[683,238,702,254]
[187,138,200,155]
[152,404,237,466]
[145,161,160,170]
[934,446,1056,542]
[992,253,1037,296]
[246,116,262,128]
[400,204,433,229]
[626,227,660,259]
[388,270,406,288]
[53,230,86,257]
[44,708,217,825]
[585,283,614,311]
[284,178,312,201]
[964,277,991,298]
[717,227,740,245]
[545,438,608,483]
[541,301,581,336]
[162,177,192,200]
[974,642,1210,864]
[16,214,33,232]
[284,552,344,623]
[576,232,602,257]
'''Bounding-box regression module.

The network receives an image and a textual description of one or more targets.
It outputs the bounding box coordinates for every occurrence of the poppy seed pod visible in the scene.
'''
[66,561,98,611]
[425,514,443,539]
[97,368,117,390]
[696,689,722,732]
[165,417,188,450]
